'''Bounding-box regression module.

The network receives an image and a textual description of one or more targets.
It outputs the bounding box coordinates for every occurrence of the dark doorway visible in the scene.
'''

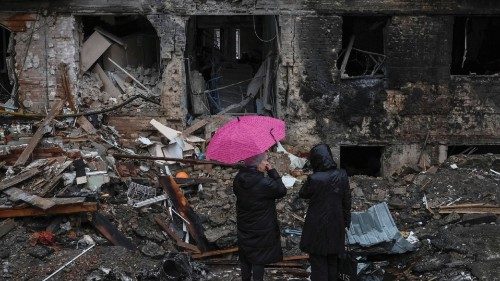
[0,26,12,103]
[447,145,500,156]
[451,16,500,75]
[340,146,384,177]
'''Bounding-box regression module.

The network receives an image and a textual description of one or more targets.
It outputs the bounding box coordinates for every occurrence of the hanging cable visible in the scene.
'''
[253,15,278,43]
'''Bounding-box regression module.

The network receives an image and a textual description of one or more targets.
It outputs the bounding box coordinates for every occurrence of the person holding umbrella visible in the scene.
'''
[233,152,287,281]
[299,144,352,281]
[205,116,288,281]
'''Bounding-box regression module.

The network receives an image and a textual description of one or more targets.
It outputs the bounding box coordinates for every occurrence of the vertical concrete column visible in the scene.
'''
[277,15,341,149]
[148,14,188,122]
[14,15,79,113]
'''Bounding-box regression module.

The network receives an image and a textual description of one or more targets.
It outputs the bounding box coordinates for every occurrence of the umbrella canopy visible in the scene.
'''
[206,116,286,164]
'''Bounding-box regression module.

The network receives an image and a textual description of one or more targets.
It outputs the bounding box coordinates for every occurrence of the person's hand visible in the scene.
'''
[265,163,272,171]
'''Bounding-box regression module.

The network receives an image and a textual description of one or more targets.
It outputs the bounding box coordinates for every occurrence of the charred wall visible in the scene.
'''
[277,12,499,175]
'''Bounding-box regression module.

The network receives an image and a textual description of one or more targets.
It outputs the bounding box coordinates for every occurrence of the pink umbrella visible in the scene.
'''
[206,116,286,164]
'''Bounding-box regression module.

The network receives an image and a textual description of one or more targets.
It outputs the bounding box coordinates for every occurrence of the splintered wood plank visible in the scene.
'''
[3,187,56,210]
[76,116,97,134]
[81,31,111,72]
[60,63,76,111]
[91,212,136,251]
[192,247,239,259]
[93,63,120,98]
[0,202,97,218]
[0,218,16,238]
[14,99,64,167]
[0,169,40,192]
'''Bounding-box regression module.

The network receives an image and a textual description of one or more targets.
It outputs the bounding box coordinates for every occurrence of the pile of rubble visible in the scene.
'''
[0,98,499,280]
[76,66,162,115]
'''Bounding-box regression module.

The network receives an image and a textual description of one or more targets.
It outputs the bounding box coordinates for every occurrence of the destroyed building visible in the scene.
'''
[0,1,499,281]
[0,1,498,176]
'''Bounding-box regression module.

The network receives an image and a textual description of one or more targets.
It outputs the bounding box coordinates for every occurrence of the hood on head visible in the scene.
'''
[309,144,337,172]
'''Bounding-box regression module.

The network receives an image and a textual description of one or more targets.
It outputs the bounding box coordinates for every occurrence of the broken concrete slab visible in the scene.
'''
[81,31,112,72]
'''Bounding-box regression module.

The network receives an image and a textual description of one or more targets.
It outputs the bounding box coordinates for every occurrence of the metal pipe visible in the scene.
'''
[42,244,96,281]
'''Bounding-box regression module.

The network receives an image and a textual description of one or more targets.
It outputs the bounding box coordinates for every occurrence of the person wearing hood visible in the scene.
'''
[299,144,352,281]
[233,152,287,281]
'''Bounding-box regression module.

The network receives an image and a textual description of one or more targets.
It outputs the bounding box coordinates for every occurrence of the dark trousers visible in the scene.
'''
[309,254,338,281]
[240,254,265,281]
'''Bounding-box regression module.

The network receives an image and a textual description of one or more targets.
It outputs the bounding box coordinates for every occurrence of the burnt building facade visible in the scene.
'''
[1,1,499,176]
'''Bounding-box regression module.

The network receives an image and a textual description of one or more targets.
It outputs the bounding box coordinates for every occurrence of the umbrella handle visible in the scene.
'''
[270,128,278,144]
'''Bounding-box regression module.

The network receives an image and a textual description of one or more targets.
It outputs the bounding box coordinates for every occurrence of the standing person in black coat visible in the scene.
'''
[299,144,352,281]
[233,152,287,281]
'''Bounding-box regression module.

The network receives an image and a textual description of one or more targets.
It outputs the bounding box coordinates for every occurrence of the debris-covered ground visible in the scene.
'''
[1,109,498,281]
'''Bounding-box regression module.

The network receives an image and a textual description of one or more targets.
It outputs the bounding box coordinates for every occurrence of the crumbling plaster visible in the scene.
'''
[147,14,188,120]
[14,15,79,113]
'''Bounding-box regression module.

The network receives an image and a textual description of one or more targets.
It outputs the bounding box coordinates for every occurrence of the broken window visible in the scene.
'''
[340,146,384,177]
[337,16,389,78]
[451,17,500,75]
[0,26,12,103]
[185,15,278,116]
[447,145,500,156]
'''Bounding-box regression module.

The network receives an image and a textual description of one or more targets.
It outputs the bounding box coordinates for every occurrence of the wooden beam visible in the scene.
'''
[0,202,97,218]
[94,63,120,98]
[0,169,40,192]
[340,35,355,78]
[182,118,210,136]
[160,175,211,252]
[113,153,240,168]
[76,116,97,134]
[60,63,76,112]
[192,247,239,259]
[439,204,500,214]
[91,212,136,251]
[3,187,56,210]
[14,99,64,167]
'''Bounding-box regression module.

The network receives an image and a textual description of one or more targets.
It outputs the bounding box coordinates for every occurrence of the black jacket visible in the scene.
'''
[233,167,287,264]
[299,144,352,255]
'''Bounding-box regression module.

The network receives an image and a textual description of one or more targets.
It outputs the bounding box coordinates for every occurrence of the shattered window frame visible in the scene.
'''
[338,16,389,80]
